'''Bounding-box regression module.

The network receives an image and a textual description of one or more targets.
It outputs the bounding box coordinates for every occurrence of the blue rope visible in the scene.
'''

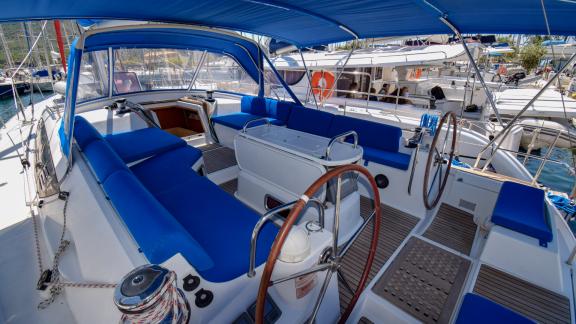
[451,157,471,169]
[419,114,439,136]
[548,192,576,218]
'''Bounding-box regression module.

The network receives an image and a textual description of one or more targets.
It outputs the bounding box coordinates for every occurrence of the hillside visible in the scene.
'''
[0,20,78,69]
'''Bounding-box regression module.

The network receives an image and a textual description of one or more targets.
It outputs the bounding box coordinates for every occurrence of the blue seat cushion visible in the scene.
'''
[492,182,552,246]
[211,112,284,130]
[241,95,267,116]
[132,147,278,282]
[152,173,278,282]
[105,127,186,163]
[131,146,203,195]
[363,147,411,170]
[103,170,214,271]
[74,116,103,150]
[456,293,534,324]
[328,115,402,152]
[82,140,128,182]
[286,106,334,137]
[266,99,293,123]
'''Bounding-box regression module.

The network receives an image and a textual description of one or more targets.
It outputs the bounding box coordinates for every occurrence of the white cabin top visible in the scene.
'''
[270,44,474,70]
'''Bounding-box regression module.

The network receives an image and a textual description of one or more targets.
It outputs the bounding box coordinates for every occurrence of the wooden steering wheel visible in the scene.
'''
[422,111,457,210]
[255,164,381,324]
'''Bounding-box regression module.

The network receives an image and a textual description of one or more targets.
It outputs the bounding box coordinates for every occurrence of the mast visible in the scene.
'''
[53,20,67,72]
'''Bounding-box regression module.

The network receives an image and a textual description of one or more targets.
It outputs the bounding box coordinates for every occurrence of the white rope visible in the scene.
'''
[120,271,190,324]
[300,194,310,204]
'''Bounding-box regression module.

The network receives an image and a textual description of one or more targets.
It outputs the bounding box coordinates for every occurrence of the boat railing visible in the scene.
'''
[458,121,575,186]
[276,69,437,115]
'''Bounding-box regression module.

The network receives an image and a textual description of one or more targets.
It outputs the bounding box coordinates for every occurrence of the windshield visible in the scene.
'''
[76,47,264,102]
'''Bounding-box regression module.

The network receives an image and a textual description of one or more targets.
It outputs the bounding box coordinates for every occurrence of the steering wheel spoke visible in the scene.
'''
[270,263,331,287]
[307,269,334,324]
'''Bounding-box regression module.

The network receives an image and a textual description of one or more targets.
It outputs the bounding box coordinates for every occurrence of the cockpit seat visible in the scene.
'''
[74,115,278,282]
[327,115,411,170]
[75,115,187,164]
[131,150,278,282]
[456,293,534,324]
[491,182,552,246]
[211,96,292,130]
[105,127,187,163]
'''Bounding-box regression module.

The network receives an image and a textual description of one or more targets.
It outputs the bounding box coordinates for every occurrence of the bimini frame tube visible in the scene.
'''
[440,17,504,127]
[474,52,576,169]
[263,53,303,106]
[299,49,320,109]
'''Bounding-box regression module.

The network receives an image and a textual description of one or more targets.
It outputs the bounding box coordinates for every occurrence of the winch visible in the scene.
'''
[114,265,190,324]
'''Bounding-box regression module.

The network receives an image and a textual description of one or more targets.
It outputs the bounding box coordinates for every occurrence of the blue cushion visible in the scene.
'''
[74,116,103,150]
[132,147,278,282]
[456,293,534,324]
[131,146,203,195]
[328,115,402,152]
[241,96,267,116]
[286,106,334,137]
[363,147,412,170]
[266,99,293,123]
[105,127,186,163]
[151,173,278,282]
[211,112,284,130]
[82,140,128,182]
[103,170,214,271]
[492,182,552,245]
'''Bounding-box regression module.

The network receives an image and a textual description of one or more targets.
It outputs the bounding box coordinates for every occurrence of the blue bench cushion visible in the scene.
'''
[329,115,402,152]
[103,170,214,271]
[131,146,203,195]
[82,140,128,182]
[492,182,552,245]
[456,293,534,324]
[265,98,293,123]
[211,112,284,130]
[105,127,186,163]
[133,151,278,282]
[241,95,267,116]
[363,147,411,170]
[156,174,278,282]
[74,116,103,149]
[286,106,335,137]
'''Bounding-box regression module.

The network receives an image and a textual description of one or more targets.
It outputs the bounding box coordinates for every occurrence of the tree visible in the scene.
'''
[519,43,546,73]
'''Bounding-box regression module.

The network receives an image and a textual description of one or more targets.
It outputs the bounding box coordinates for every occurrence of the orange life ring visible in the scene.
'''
[415,68,422,79]
[498,65,508,75]
[311,71,335,100]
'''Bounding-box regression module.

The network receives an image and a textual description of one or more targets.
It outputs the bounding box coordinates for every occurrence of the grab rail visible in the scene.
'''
[242,117,271,133]
[248,198,325,277]
[325,131,358,160]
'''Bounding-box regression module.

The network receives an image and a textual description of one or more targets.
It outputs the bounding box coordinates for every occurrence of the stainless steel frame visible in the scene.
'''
[241,117,272,133]
[325,131,358,160]
[248,198,325,277]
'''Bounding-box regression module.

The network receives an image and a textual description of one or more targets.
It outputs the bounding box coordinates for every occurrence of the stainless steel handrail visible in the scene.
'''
[325,131,358,160]
[242,117,271,133]
[248,198,325,277]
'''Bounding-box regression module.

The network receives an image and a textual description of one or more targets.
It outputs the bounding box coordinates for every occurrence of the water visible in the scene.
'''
[0,91,52,124]
[519,147,575,194]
